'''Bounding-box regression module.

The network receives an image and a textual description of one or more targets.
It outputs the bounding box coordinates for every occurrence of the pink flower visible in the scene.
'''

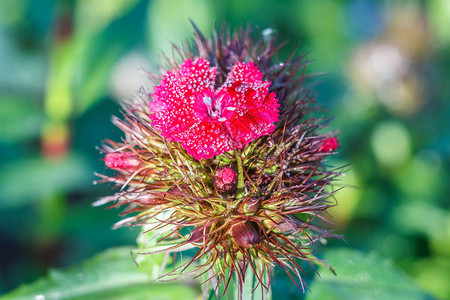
[318,137,339,152]
[149,58,279,159]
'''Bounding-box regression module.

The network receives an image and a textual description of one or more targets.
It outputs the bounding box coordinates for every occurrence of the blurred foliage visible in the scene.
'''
[0,247,200,300]
[307,248,429,300]
[0,0,448,299]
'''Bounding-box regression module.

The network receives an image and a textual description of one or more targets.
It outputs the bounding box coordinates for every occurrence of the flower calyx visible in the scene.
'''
[230,221,260,249]
[237,198,260,215]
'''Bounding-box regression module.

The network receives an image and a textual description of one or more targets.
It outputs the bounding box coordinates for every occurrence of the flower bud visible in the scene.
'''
[273,219,298,233]
[105,152,141,170]
[263,217,299,234]
[230,222,260,248]
[214,166,237,193]
[188,226,205,244]
[137,194,168,205]
[318,137,339,152]
[238,198,260,215]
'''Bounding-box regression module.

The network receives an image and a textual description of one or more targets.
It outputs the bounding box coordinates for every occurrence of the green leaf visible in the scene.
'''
[75,0,141,35]
[0,96,44,143]
[147,0,214,54]
[307,248,430,300]
[0,154,92,209]
[1,247,200,300]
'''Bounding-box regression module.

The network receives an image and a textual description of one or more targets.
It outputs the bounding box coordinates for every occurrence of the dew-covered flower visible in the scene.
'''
[96,24,342,299]
[149,58,279,159]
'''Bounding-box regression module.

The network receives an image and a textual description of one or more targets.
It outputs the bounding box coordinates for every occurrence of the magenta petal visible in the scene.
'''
[178,121,233,160]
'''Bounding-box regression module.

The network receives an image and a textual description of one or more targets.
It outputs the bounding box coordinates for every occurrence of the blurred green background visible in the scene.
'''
[0,0,449,299]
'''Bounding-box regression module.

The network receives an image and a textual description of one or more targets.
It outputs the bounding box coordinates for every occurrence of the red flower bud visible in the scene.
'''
[263,217,300,234]
[105,152,141,170]
[188,226,205,243]
[318,137,339,152]
[137,194,168,205]
[230,222,260,248]
[214,166,237,193]
[273,219,298,233]
[238,198,260,215]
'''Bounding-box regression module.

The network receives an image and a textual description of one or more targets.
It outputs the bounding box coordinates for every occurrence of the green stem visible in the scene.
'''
[235,150,245,200]
[235,266,272,300]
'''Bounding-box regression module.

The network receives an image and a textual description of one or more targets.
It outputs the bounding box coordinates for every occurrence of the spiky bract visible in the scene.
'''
[96,24,341,299]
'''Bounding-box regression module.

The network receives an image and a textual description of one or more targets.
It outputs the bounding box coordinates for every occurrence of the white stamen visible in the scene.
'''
[203,97,212,106]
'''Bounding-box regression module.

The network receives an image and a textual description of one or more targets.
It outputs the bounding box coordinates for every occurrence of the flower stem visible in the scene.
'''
[235,266,272,300]
[235,149,245,199]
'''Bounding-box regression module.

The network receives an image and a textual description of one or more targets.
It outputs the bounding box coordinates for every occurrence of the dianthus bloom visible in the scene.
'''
[96,25,342,300]
[149,58,279,159]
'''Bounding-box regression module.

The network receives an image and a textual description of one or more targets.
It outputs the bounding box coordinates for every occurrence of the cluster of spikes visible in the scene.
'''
[95,23,342,299]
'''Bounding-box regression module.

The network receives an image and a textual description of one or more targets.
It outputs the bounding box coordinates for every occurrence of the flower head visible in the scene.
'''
[149,58,279,159]
[97,24,343,299]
